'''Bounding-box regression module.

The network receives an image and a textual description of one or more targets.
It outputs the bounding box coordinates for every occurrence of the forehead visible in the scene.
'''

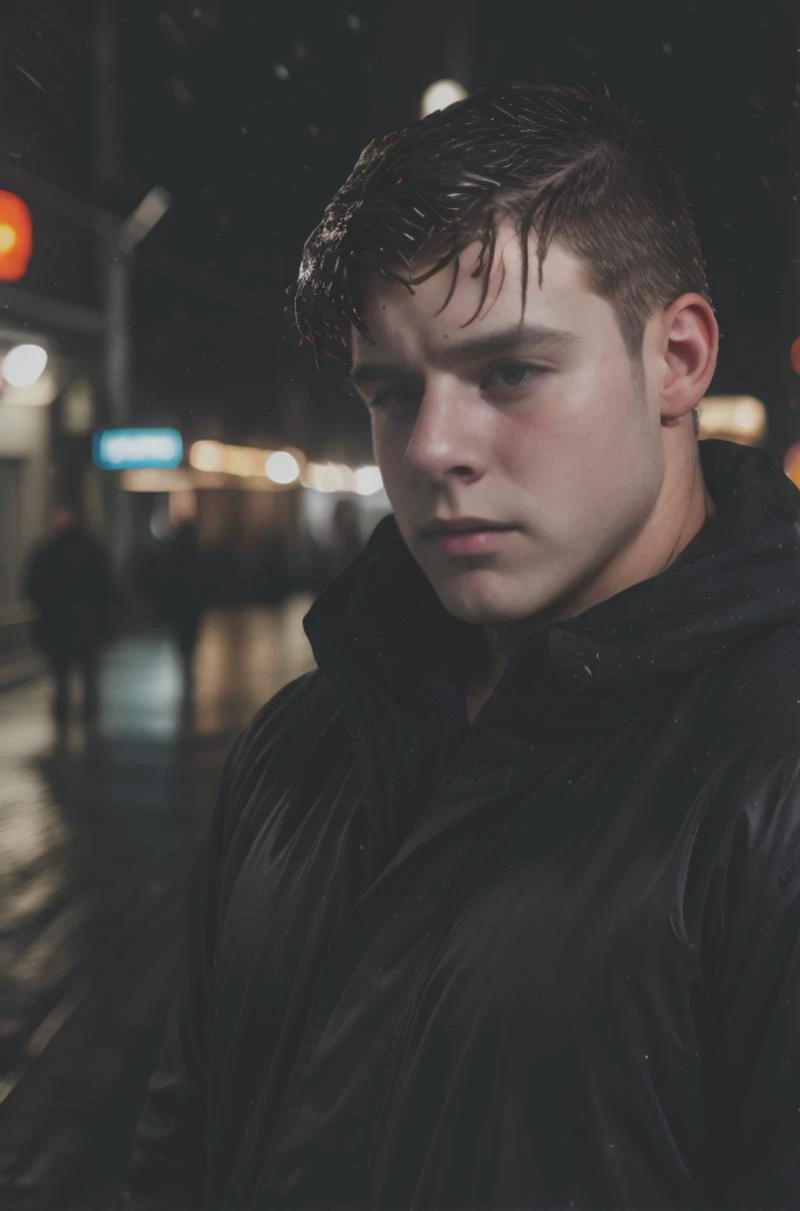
[350,224,608,363]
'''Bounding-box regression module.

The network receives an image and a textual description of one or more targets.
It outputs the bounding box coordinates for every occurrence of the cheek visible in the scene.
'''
[532,368,645,456]
[500,374,651,502]
[371,425,394,477]
[370,425,409,503]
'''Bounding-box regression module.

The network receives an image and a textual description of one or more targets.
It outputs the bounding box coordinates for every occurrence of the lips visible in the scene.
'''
[421,521,514,538]
[425,526,515,557]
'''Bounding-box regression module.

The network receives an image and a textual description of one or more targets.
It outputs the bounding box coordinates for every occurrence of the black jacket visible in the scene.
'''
[123,440,800,1211]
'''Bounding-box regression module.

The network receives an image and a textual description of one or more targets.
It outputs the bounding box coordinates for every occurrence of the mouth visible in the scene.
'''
[424,526,516,557]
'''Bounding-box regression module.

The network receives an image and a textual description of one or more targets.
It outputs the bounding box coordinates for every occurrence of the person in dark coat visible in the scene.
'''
[24,504,116,724]
[121,84,800,1210]
[145,519,207,680]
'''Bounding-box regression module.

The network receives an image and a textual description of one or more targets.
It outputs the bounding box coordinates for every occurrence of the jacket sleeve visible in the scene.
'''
[115,732,245,1211]
[704,755,800,1209]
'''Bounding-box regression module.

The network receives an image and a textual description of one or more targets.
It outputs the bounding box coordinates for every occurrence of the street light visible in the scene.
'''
[2,343,48,387]
[106,186,172,577]
[265,450,301,485]
[420,79,468,119]
[107,186,172,427]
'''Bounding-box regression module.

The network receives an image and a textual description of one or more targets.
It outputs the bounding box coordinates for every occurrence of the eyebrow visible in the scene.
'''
[348,323,577,389]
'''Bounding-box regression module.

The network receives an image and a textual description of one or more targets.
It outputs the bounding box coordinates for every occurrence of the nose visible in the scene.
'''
[404,379,488,483]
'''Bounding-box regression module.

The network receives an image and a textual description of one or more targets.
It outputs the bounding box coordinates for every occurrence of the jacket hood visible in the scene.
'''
[304,440,800,744]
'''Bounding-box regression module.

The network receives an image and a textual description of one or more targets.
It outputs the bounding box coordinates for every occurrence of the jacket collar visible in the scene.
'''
[304,441,800,746]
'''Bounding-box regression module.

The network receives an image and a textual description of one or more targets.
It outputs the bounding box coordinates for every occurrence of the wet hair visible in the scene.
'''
[293,80,711,383]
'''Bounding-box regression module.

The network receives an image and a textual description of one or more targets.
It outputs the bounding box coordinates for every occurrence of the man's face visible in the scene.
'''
[350,224,667,628]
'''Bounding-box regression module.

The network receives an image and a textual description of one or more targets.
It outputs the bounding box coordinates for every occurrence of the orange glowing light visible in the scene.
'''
[784,442,800,488]
[791,337,800,377]
[0,192,33,281]
[0,224,18,255]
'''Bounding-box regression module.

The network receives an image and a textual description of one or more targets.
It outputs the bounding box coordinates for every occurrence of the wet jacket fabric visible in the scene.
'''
[124,439,800,1211]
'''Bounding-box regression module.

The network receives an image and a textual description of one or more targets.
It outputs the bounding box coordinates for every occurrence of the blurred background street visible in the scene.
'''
[0,601,314,1209]
[1,0,800,1205]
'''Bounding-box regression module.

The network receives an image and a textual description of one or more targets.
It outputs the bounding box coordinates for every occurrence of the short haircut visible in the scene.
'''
[293,81,712,373]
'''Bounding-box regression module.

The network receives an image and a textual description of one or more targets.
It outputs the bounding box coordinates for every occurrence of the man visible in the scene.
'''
[122,84,800,1209]
[24,504,116,725]
[142,519,207,686]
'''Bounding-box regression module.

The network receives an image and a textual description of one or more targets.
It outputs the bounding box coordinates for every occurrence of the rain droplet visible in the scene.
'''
[569,39,595,60]
[158,12,188,49]
[171,77,192,107]
[14,64,48,94]
[274,63,290,80]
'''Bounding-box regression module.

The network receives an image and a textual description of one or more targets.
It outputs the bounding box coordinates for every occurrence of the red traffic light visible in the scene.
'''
[0,191,33,281]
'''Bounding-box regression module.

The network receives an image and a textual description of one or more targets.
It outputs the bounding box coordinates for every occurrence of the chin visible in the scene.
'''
[431,580,534,626]
[428,559,579,627]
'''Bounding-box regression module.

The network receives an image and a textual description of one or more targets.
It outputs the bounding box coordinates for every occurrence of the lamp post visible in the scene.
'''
[105,186,171,572]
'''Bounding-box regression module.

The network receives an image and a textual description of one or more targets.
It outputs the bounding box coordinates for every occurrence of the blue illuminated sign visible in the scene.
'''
[93,428,184,470]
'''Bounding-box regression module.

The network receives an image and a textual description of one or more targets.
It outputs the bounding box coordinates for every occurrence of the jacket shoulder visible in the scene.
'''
[702,623,800,896]
[233,667,345,767]
[220,668,352,848]
[720,621,800,740]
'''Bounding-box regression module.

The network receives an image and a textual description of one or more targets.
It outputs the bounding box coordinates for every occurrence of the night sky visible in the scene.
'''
[4,0,799,461]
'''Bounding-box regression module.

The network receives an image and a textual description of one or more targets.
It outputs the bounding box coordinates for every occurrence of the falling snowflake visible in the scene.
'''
[662,42,672,55]
[274,64,290,80]
[347,13,362,31]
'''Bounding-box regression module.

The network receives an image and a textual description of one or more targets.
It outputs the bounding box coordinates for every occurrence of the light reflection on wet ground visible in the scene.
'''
[0,599,315,1209]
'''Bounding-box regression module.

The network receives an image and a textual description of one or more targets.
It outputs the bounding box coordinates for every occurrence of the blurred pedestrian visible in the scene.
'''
[123,82,800,1211]
[145,519,207,684]
[24,504,116,725]
[248,529,292,605]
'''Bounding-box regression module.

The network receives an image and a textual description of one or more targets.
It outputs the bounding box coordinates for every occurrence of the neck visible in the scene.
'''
[467,452,714,718]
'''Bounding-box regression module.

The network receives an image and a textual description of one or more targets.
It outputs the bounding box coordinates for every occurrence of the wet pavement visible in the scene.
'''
[0,598,316,1210]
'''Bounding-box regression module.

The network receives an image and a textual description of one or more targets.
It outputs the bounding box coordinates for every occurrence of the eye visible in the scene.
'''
[482,362,545,392]
[369,382,419,410]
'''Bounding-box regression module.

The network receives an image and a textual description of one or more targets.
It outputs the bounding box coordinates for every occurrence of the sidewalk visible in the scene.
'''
[0,599,316,1209]
[0,653,45,694]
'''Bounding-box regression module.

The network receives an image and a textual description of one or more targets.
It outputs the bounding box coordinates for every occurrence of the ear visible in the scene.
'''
[657,293,718,428]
